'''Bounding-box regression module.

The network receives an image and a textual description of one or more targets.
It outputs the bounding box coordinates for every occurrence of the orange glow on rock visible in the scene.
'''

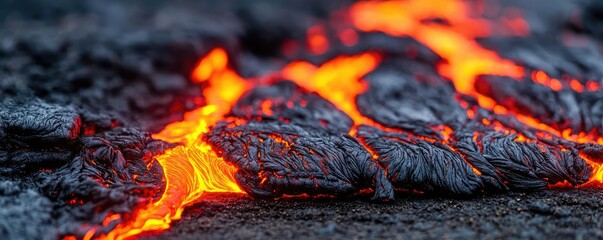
[103,48,246,239]
[281,52,484,177]
[338,28,359,46]
[581,156,603,186]
[348,0,603,185]
[502,8,530,36]
[549,79,563,91]
[530,70,564,91]
[260,99,274,116]
[282,52,381,127]
[570,79,584,92]
[586,81,600,92]
[307,25,330,55]
[349,0,523,108]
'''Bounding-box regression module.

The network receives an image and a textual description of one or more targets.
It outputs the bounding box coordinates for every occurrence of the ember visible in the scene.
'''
[1,0,603,239]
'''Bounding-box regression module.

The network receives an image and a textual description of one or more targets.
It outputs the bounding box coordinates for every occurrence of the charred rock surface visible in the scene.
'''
[235,0,352,57]
[577,0,603,42]
[0,98,168,238]
[206,121,393,201]
[479,37,603,82]
[357,65,466,136]
[356,123,591,195]
[0,4,220,132]
[354,67,591,194]
[476,75,603,136]
[229,80,353,133]
[357,125,483,195]
[0,99,80,173]
[468,127,591,189]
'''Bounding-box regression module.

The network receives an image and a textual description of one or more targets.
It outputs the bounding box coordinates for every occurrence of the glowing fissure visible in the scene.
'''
[281,52,381,128]
[529,70,601,93]
[103,48,246,239]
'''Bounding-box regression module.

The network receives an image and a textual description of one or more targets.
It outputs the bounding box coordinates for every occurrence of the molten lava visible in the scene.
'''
[349,0,524,107]
[307,24,330,55]
[103,48,246,239]
[282,52,381,127]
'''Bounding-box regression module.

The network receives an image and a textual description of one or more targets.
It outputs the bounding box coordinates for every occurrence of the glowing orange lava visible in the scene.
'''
[349,0,523,109]
[282,52,381,127]
[103,48,246,239]
[583,158,603,186]
[307,24,330,55]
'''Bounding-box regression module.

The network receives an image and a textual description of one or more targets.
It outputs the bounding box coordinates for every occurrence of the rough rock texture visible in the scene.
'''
[208,81,393,200]
[0,99,168,238]
[476,75,603,136]
[207,121,394,201]
[228,80,354,133]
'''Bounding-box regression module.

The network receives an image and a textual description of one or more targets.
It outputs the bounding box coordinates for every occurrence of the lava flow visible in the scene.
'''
[281,52,381,127]
[103,48,246,239]
[349,0,524,108]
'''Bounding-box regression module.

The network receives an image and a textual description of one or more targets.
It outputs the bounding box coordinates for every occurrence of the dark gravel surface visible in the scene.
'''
[144,188,603,240]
